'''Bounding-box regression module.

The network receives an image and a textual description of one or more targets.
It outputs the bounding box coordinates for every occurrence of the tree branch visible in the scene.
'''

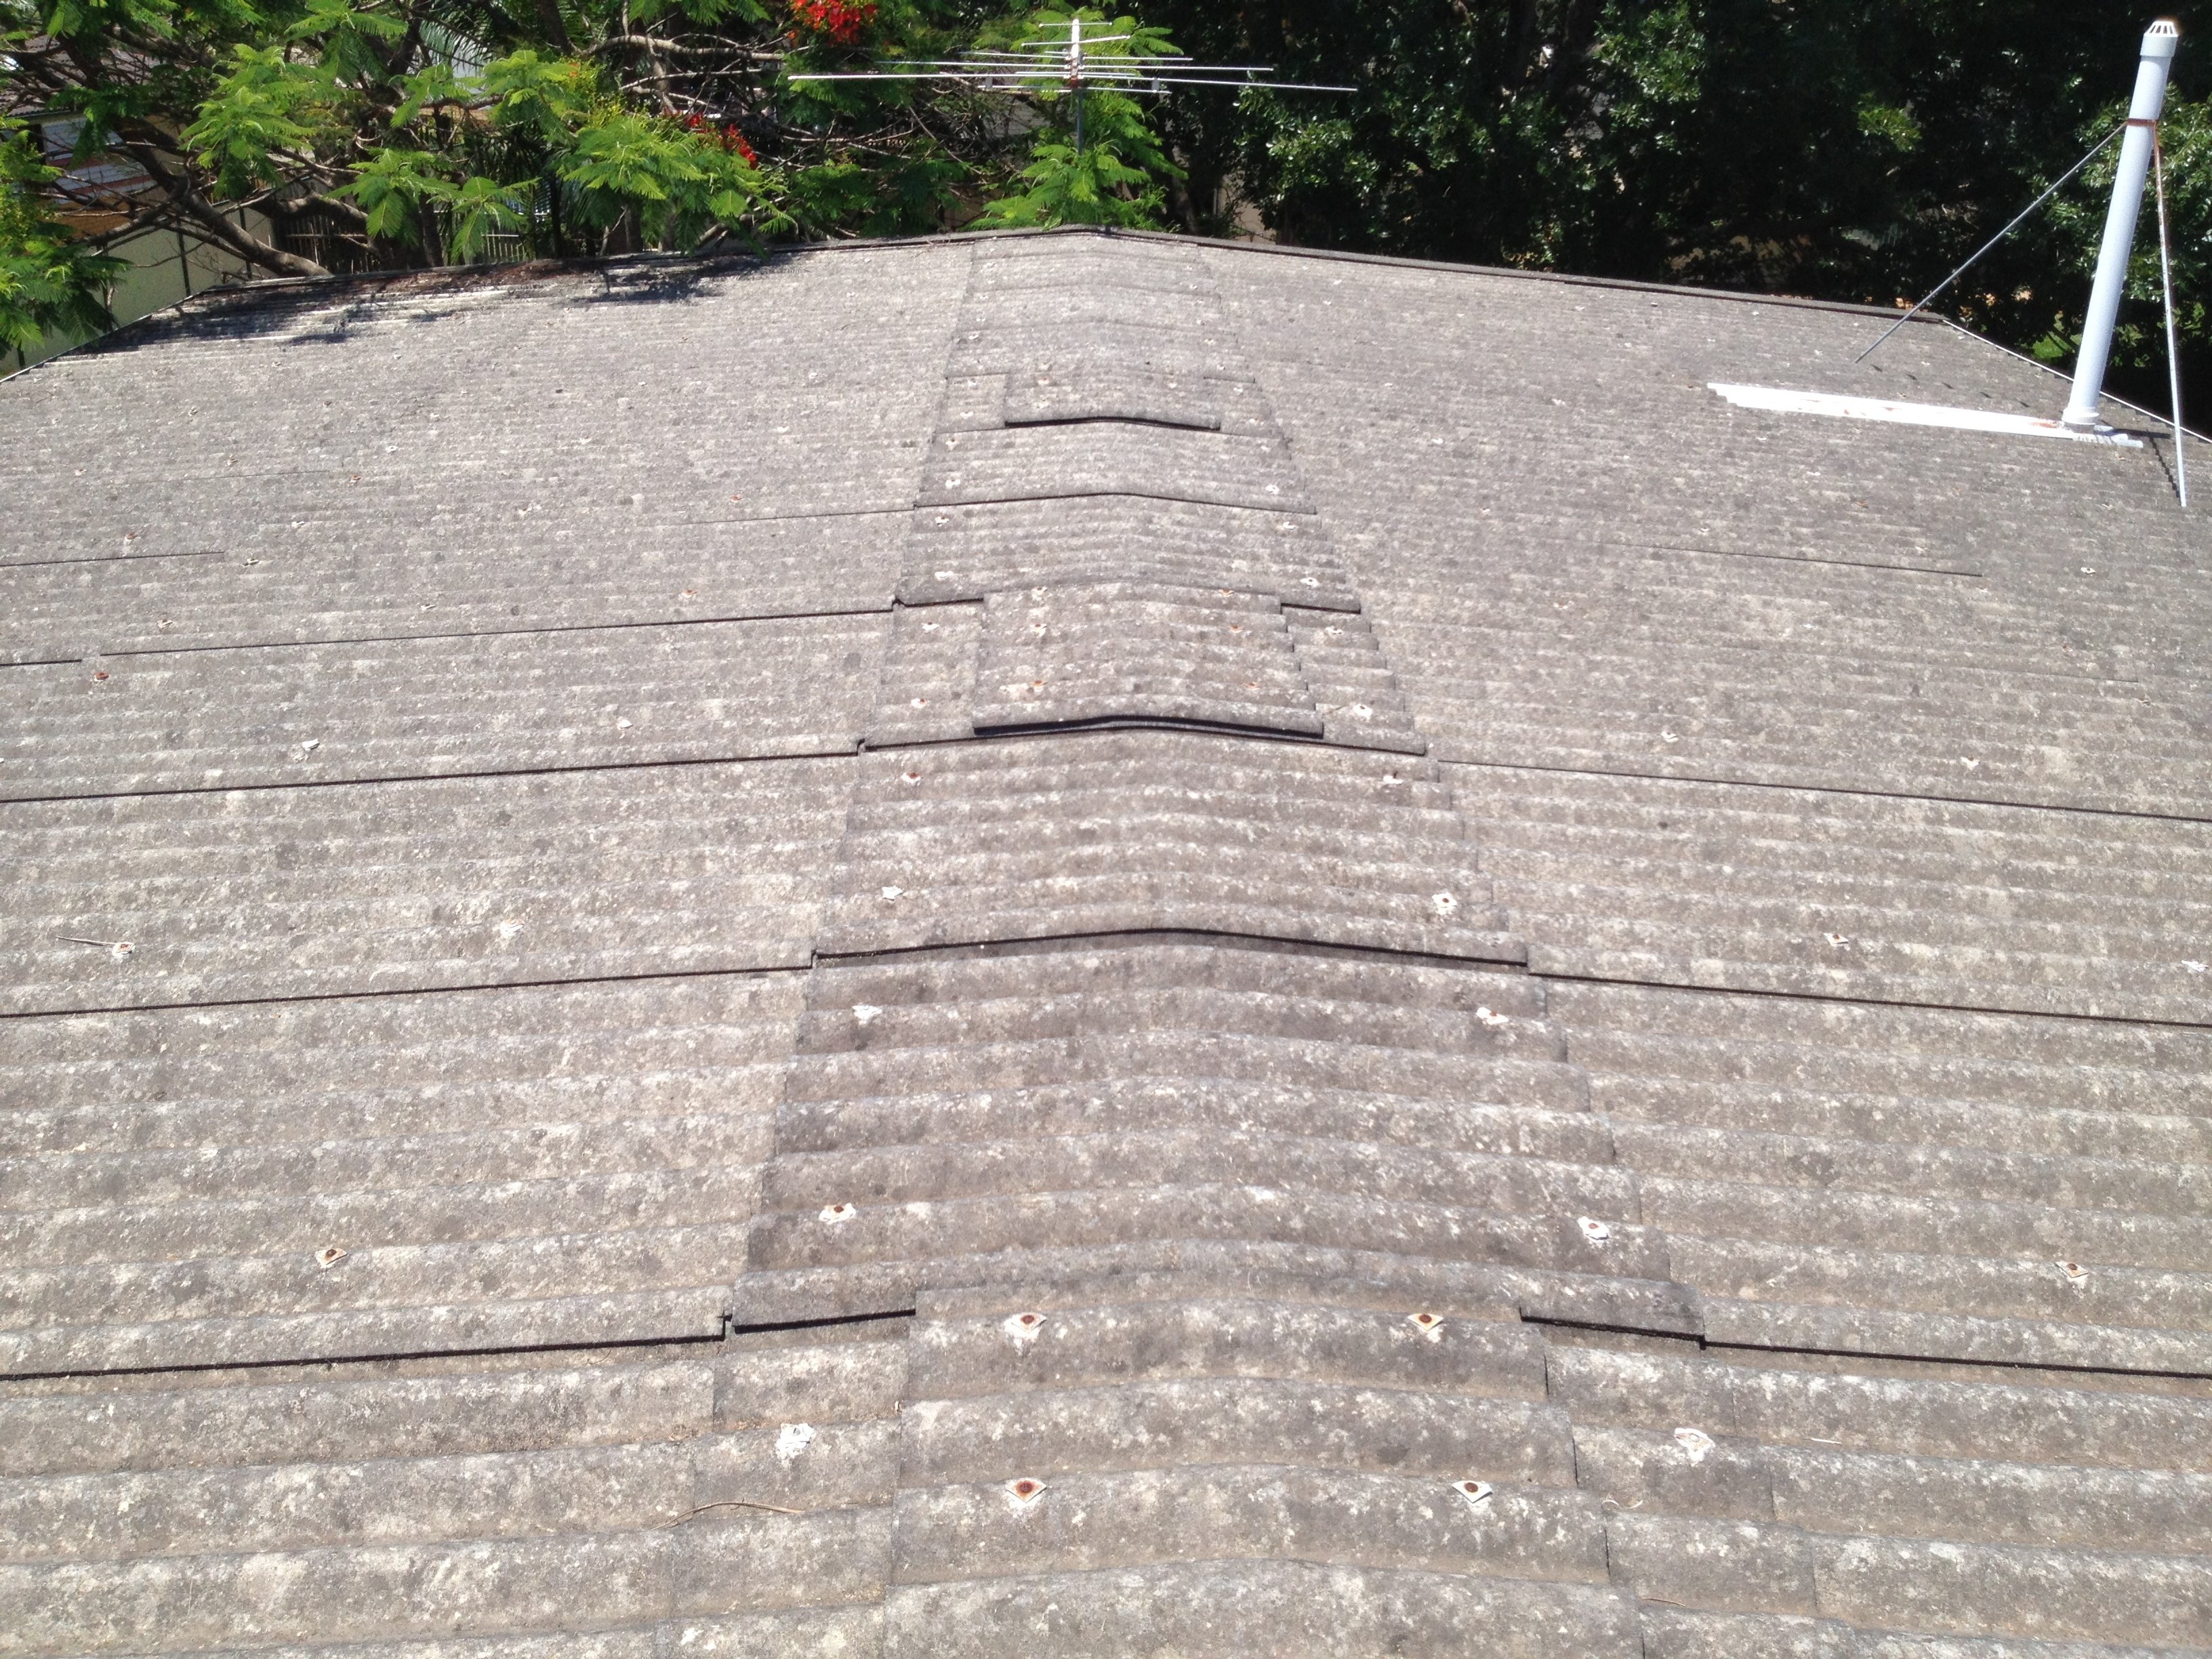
[534,0,572,52]
[119,138,331,276]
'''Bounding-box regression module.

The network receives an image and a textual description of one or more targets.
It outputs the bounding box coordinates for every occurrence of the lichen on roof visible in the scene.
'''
[3,227,2209,1656]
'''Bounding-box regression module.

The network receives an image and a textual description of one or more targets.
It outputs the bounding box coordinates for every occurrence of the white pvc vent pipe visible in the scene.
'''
[2063,19,2181,430]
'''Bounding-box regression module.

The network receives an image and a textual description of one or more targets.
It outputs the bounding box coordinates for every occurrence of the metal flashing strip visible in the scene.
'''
[1709,382,2145,448]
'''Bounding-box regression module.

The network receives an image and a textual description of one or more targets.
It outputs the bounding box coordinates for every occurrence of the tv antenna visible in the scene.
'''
[790,14,1353,156]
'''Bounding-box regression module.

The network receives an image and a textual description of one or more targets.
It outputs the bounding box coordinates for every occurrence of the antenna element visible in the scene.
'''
[789,16,1353,157]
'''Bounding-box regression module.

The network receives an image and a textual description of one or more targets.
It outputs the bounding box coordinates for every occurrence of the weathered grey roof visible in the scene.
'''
[2,227,2209,1655]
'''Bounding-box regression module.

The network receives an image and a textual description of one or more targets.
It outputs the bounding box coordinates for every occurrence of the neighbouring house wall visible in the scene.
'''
[6,209,276,375]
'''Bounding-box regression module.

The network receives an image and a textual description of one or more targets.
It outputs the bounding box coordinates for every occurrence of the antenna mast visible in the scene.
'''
[790,16,1353,159]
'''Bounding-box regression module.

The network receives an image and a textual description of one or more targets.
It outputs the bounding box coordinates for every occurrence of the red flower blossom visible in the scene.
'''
[686,112,760,165]
[788,0,876,47]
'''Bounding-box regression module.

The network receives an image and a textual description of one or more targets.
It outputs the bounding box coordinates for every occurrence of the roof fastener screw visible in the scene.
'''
[2057,1260,2090,1283]
[1674,1427,1716,1463]
[819,1202,857,1225]
[1576,1216,1612,1245]
[315,1246,347,1269]
[1410,1311,1443,1341]
[1004,1477,1047,1507]
[1454,1479,1494,1507]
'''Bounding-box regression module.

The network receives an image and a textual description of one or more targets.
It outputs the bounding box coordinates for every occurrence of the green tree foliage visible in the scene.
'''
[0,116,125,346]
[975,9,1183,228]
[0,0,1063,341]
[1,0,1192,348]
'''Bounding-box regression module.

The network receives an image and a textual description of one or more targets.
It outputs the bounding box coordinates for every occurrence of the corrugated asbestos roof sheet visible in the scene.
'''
[3,228,2209,1656]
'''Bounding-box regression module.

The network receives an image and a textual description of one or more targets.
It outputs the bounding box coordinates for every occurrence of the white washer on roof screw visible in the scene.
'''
[2057,1260,2090,1283]
[851,1004,881,1025]
[1454,1479,1494,1507]
[1003,1311,1047,1350]
[1576,1216,1612,1245]
[1674,1427,1716,1463]
[1474,1006,1509,1028]
[775,1422,815,1462]
[1431,892,1458,916]
[819,1202,857,1225]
